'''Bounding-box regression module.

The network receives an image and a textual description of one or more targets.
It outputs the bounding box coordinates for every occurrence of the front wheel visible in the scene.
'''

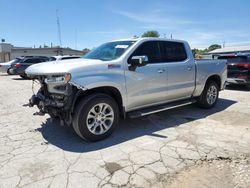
[72,93,119,141]
[197,81,219,108]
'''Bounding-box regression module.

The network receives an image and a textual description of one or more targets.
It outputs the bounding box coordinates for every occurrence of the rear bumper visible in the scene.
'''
[227,78,250,85]
[0,66,9,73]
[9,68,25,75]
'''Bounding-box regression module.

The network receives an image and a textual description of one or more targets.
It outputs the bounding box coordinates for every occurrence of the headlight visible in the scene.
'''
[45,73,71,83]
[64,73,71,82]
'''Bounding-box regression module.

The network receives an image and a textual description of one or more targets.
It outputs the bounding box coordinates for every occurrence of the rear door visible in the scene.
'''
[159,41,195,100]
[23,58,44,69]
[22,58,35,69]
[125,41,168,110]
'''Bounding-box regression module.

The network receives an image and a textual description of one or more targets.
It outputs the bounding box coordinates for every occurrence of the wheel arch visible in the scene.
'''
[71,86,125,118]
[206,74,221,89]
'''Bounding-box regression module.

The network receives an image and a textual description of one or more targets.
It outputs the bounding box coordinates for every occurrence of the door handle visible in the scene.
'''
[187,66,193,71]
[157,69,165,73]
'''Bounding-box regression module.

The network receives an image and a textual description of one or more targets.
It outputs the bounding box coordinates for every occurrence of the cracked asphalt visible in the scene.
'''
[0,75,250,188]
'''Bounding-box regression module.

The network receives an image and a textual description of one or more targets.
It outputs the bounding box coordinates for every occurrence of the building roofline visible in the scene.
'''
[208,46,250,54]
[11,47,83,53]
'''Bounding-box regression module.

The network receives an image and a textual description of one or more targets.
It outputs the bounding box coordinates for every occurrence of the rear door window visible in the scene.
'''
[33,59,43,63]
[23,59,35,64]
[159,41,187,62]
[39,58,49,63]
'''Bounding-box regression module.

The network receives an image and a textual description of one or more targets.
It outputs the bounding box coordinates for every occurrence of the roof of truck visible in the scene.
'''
[111,37,187,44]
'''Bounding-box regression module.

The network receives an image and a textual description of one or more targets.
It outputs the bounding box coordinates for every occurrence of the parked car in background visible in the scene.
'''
[218,54,250,86]
[10,56,49,78]
[49,55,82,62]
[26,38,227,141]
[0,59,17,74]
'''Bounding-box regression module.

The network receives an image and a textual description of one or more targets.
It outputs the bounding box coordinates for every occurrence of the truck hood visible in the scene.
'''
[25,58,105,75]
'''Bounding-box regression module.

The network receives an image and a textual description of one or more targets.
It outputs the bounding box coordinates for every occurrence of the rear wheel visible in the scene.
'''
[7,68,11,75]
[72,93,119,141]
[20,74,28,79]
[197,81,219,108]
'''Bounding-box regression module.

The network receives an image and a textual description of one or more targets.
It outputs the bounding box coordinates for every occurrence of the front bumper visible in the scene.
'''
[29,91,65,110]
[28,79,76,123]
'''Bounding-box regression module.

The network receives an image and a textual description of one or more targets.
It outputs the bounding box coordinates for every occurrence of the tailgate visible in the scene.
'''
[227,63,250,78]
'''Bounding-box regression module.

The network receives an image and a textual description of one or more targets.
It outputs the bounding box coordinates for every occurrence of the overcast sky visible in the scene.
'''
[0,0,249,49]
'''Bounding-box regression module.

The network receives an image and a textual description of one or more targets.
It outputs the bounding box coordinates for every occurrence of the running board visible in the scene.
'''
[127,98,197,118]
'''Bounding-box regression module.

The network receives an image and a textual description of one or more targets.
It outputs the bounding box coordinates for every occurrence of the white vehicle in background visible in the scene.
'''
[49,55,82,62]
[0,58,21,74]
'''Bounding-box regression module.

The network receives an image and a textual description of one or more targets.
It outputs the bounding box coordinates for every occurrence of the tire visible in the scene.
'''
[72,93,119,141]
[20,74,28,79]
[7,68,11,75]
[48,113,59,120]
[197,80,219,109]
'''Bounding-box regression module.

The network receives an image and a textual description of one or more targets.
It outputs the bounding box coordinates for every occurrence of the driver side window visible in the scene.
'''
[131,41,161,63]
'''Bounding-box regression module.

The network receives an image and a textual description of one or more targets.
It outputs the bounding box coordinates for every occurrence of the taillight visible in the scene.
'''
[237,63,250,68]
[15,63,22,68]
[238,74,248,79]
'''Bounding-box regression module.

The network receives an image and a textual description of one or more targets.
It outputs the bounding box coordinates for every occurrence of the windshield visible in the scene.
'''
[83,41,135,61]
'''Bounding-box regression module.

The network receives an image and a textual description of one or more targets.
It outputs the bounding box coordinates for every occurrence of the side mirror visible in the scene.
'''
[129,55,148,67]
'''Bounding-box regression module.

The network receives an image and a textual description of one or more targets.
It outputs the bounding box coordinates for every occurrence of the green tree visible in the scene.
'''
[82,48,90,55]
[142,30,160,38]
[192,48,205,58]
[208,44,221,52]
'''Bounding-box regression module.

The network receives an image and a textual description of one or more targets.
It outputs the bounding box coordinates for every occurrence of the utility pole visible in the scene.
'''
[170,34,173,39]
[75,29,78,50]
[223,41,225,48]
[56,10,62,47]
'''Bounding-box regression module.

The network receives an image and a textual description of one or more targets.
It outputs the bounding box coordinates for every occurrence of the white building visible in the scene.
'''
[208,46,250,58]
[0,43,84,62]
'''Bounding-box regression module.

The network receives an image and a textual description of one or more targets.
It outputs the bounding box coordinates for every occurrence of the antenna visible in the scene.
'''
[56,10,62,47]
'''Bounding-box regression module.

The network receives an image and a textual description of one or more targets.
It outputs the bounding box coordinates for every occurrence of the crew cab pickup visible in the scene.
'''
[25,38,227,141]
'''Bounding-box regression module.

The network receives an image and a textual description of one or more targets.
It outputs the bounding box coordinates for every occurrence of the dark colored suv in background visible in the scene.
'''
[218,54,250,86]
[10,56,49,78]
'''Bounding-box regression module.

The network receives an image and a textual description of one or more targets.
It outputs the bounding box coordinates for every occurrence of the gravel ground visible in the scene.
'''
[0,75,250,188]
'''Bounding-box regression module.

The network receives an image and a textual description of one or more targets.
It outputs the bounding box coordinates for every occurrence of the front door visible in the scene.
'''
[125,41,168,111]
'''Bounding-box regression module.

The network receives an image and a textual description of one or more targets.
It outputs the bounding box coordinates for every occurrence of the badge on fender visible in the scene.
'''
[108,64,121,69]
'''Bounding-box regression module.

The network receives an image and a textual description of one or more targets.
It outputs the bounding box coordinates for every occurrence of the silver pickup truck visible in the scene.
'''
[26,38,227,141]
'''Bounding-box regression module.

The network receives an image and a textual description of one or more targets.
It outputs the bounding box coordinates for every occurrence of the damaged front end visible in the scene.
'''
[28,74,77,125]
